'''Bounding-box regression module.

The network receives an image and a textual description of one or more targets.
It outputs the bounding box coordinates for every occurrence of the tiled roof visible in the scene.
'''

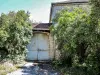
[32,23,52,30]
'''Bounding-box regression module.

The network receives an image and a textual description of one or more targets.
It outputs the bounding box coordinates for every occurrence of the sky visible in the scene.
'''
[0,0,65,23]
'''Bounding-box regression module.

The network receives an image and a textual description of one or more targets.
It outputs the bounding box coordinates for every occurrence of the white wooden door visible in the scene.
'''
[27,34,38,60]
[37,34,49,60]
[27,33,49,60]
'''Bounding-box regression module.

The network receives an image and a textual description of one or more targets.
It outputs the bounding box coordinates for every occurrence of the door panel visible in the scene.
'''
[37,34,49,51]
[27,35,38,51]
[27,51,38,60]
[38,51,49,60]
[27,34,38,60]
[37,34,49,60]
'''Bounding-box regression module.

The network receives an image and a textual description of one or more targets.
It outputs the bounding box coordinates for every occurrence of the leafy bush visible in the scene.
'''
[51,0,100,74]
[51,8,90,65]
[0,10,32,63]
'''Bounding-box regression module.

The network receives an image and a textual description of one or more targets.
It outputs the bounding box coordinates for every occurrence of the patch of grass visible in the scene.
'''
[0,60,27,75]
[0,64,17,75]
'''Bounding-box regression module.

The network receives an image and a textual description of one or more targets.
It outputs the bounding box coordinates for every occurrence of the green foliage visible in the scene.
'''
[51,8,90,65]
[0,10,32,63]
[51,0,100,74]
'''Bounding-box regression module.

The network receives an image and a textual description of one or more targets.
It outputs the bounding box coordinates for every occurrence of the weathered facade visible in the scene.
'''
[49,0,88,23]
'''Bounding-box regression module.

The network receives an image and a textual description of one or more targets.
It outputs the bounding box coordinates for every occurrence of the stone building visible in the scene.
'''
[27,0,88,61]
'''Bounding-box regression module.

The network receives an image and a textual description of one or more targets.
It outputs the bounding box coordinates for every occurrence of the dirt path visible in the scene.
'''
[7,62,60,75]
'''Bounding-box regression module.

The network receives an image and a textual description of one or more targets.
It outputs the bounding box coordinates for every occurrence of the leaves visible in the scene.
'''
[51,0,100,74]
[0,10,32,62]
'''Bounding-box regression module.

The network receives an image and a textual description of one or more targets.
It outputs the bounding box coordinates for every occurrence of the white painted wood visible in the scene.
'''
[38,51,49,60]
[27,34,38,60]
[37,34,49,51]
[37,34,49,60]
[27,51,38,60]
[27,33,49,60]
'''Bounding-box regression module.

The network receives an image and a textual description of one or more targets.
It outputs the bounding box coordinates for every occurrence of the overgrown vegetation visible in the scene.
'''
[0,63,17,75]
[0,10,32,64]
[51,0,100,75]
[0,61,26,75]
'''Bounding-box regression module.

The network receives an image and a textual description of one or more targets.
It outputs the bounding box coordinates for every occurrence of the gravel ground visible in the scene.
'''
[7,62,60,75]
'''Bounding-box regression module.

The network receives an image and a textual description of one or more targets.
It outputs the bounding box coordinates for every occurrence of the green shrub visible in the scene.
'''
[0,10,32,63]
[51,0,100,74]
